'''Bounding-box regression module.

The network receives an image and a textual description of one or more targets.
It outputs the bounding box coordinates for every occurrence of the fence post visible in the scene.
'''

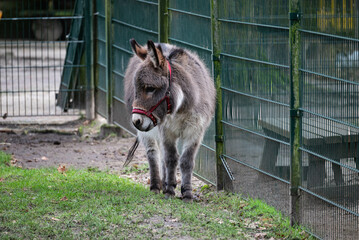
[105,0,113,123]
[84,0,95,120]
[158,0,169,43]
[211,0,225,191]
[289,0,302,226]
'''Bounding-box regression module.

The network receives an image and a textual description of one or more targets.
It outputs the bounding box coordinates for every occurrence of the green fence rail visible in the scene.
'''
[92,0,359,239]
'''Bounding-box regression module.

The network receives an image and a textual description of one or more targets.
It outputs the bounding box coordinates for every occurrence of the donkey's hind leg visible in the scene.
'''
[180,140,200,202]
[138,133,162,194]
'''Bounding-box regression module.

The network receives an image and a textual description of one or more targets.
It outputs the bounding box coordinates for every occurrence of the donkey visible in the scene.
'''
[124,39,216,201]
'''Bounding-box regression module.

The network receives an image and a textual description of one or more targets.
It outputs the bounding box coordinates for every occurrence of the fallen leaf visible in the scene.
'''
[247,222,259,229]
[255,232,267,239]
[51,217,60,221]
[239,203,248,209]
[260,217,272,222]
[229,219,239,226]
[147,178,151,185]
[214,218,224,224]
[41,156,49,161]
[10,157,17,165]
[263,223,273,228]
[60,196,68,201]
[57,165,68,176]
[0,178,4,182]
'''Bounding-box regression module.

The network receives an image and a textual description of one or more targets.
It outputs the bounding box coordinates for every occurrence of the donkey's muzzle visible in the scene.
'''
[131,112,155,132]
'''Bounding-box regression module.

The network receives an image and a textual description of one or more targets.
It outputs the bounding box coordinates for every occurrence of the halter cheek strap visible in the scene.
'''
[132,60,172,126]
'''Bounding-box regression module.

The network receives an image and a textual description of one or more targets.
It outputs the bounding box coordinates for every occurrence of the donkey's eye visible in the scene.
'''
[145,86,156,93]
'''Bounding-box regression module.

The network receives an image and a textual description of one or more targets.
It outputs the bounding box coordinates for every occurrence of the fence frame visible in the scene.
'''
[84,0,95,120]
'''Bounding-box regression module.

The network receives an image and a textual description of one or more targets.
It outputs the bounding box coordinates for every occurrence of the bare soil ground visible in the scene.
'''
[0,119,209,199]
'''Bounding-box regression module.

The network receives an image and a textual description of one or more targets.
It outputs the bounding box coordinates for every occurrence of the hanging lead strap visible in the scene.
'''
[123,137,140,167]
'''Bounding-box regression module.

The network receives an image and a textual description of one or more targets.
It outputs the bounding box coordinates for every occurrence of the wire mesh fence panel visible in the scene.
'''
[218,0,292,213]
[0,0,85,118]
[299,0,359,238]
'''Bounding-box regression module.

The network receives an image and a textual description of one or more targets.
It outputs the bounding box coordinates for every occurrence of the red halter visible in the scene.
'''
[132,60,172,126]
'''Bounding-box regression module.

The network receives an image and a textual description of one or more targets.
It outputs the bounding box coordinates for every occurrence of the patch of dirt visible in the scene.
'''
[0,119,209,199]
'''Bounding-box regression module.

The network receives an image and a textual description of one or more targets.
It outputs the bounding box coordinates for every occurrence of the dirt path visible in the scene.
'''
[0,119,208,199]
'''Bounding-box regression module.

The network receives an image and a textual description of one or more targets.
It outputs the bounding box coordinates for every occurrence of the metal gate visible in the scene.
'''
[0,0,87,119]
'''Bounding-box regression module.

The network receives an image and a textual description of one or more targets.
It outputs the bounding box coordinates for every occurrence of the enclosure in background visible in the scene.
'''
[0,0,86,118]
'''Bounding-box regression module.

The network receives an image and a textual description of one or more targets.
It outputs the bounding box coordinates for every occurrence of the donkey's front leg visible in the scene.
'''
[180,141,200,202]
[140,136,162,194]
[163,139,179,198]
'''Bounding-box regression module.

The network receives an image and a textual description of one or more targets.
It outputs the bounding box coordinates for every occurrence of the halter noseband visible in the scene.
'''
[132,60,172,126]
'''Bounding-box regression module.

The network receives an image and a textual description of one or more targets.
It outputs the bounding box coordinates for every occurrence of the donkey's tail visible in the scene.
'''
[123,137,139,167]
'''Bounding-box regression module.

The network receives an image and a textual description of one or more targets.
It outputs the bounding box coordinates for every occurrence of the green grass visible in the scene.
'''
[0,152,312,239]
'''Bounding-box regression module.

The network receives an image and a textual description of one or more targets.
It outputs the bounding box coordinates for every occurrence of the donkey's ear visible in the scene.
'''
[147,40,165,68]
[130,38,147,60]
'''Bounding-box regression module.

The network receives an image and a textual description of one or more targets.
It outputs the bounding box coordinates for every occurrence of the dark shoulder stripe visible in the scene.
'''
[168,48,185,60]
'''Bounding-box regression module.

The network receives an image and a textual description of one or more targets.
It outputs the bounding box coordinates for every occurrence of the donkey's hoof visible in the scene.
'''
[181,186,193,201]
[150,188,160,194]
[163,185,176,198]
[182,197,193,203]
[181,190,193,201]
[165,193,175,199]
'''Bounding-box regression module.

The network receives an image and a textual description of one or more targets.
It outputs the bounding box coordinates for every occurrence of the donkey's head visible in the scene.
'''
[130,39,172,132]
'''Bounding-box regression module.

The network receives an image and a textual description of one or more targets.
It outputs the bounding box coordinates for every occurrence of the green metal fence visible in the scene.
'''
[92,0,359,239]
[299,0,359,238]
[0,0,87,117]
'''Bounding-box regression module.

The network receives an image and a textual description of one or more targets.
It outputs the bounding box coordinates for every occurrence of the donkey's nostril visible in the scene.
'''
[134,118,142,128]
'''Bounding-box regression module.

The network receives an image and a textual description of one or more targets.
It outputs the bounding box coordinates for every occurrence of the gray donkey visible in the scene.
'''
[124,39,216,201]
